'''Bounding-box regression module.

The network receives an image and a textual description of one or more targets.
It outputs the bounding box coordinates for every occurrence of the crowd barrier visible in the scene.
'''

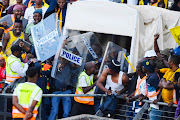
[0,93,179,120]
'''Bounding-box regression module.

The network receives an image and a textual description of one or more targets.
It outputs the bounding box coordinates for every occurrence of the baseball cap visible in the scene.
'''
[11,45,23,53]
[141,59,155,73]
[174,46,180,56]
[33,9,42,16]
[160,48,170,57]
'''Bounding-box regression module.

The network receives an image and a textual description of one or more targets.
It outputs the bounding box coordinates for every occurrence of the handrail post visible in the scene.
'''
[4,96,7,120]
[177,115,180,120]
[133,102,149,120]
[39,104,42,120]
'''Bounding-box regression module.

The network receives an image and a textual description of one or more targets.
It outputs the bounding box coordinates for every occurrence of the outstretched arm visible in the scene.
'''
[154,34,169,67]
[154,34,161,57]
[2,32,10,52]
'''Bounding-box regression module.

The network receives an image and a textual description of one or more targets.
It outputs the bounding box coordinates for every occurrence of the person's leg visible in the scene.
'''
[149,108,161,120]
[88,105,95,115]
[94,98,101,113]
[48,91,61,120]
[71,101,82,116]
[133,102,142,119]
[41,97,51,120]
[62,90,72,118]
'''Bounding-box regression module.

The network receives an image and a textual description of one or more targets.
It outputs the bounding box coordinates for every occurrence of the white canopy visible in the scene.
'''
[64,1,180,73]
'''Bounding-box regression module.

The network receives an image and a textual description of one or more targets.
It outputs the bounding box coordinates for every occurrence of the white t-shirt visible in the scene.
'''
[105,71,124,92]
[78,75,93,87]
[134,76,146,96]
[24,6,47,24]
[10,55,28,78]
[13,82,42,102]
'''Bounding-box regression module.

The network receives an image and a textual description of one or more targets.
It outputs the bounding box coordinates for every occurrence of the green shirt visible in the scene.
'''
[25,22,35,44]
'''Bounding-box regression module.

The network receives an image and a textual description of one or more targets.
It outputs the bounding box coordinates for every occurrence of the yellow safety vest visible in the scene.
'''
[6,55,23,83]
[74,71,94,105]
[0,4,4,19]
[5,31,25,56]
[12,82,42,119]
[173,89,177,104]
[134,76,146,105]
[134,76,147,96]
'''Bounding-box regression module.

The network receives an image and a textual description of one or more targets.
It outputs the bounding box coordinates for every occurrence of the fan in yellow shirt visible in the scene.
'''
[159,55,180,104]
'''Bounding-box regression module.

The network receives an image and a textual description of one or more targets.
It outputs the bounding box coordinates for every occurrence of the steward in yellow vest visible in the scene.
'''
[71,61,97,116]
[12,67,43,120]
[5,45,29,86]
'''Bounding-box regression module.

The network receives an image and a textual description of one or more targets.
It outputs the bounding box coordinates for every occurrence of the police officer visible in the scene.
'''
[48,58,72,120]
[35,61,52,120]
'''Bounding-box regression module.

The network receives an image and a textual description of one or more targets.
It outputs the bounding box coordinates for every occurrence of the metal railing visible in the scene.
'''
[0,93,179,120]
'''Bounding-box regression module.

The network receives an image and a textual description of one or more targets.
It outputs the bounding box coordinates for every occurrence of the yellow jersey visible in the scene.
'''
[161,68,180,103]
[5,31,25,56]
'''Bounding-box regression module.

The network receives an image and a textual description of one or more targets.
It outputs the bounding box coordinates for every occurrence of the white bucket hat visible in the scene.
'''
[144,50,157,58]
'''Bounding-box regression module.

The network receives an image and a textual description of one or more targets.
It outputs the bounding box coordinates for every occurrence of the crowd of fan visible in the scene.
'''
[0,0,179,120]
[110,0,180,11]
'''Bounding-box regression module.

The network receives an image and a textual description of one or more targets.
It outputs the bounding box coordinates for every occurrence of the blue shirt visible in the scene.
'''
[146,72,160,92]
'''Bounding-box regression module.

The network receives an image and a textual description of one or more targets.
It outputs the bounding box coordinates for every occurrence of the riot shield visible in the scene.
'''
[51,32,103,87]
[31,13,61,62]
[98,41,128,76]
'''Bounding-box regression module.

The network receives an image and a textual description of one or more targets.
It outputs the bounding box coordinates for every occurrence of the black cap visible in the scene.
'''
[108,59,121,73]
[11,45,23,53]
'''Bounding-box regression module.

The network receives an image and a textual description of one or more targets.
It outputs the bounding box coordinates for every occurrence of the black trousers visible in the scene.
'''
[13,118,23,120]
[71,101,95,116]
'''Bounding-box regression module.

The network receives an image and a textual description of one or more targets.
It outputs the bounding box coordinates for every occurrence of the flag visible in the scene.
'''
[170,26,180,45]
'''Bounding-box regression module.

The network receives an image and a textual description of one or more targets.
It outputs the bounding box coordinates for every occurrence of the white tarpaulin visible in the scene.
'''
[65,1,137,37]
[64,1,180,73]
